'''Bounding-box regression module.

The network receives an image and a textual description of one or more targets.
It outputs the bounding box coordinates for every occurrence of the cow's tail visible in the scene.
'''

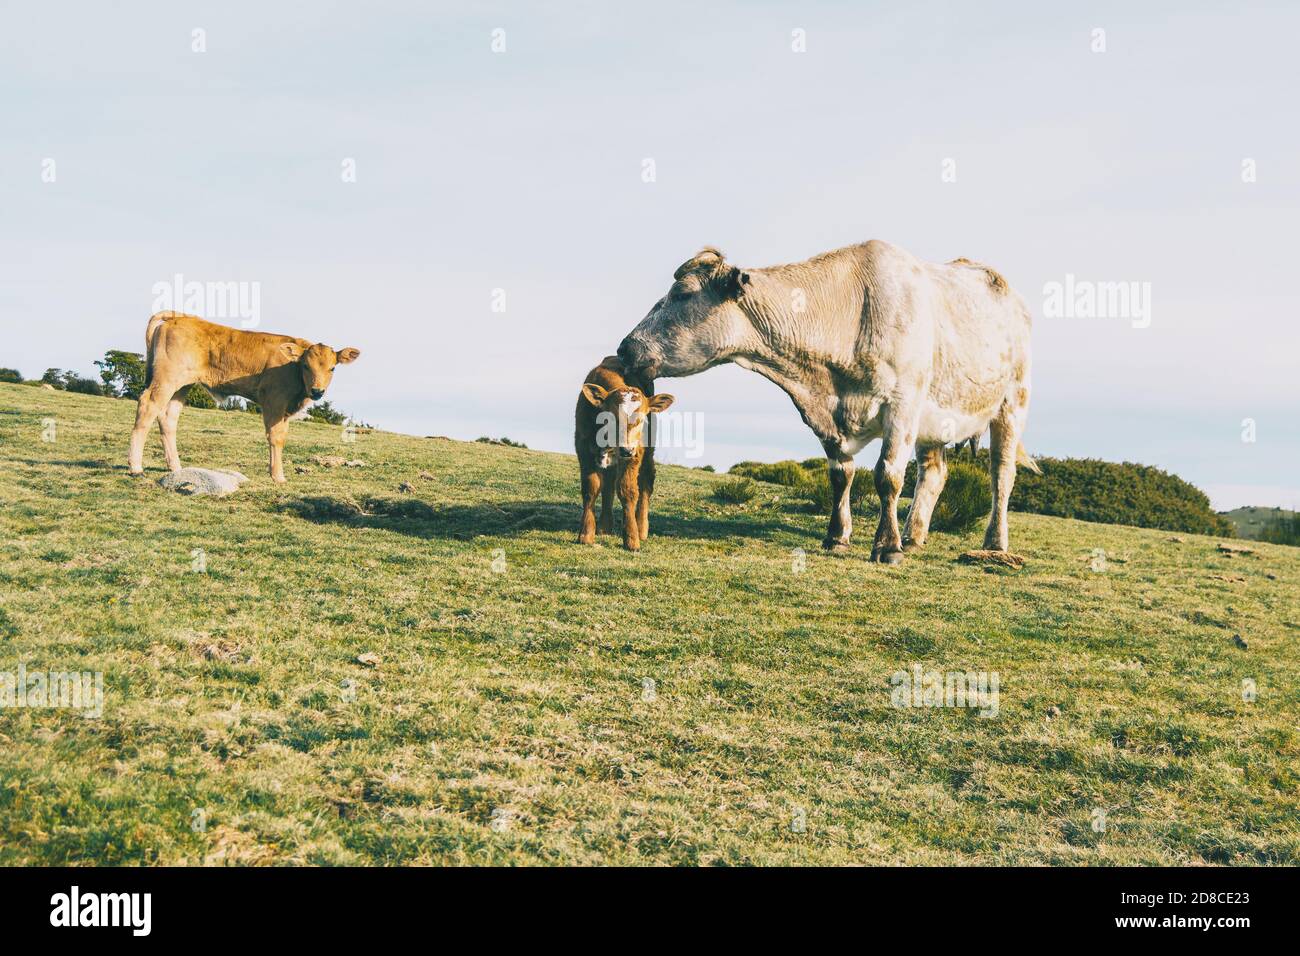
[143,312,171,389]
[1016,441,1041,475]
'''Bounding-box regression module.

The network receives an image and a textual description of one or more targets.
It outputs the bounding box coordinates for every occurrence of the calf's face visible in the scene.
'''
[581,384,675,469]
[283,343,361,400]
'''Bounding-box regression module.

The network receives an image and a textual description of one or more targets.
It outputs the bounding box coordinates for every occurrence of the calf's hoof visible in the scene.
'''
[577,533,596,545]
[871,547,905,565]
[901,539,925,553]
[128,468,144,478]
[822,537,851,554]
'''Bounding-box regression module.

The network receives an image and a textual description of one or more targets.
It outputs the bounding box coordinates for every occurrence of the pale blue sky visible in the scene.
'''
[2,1,1297,509]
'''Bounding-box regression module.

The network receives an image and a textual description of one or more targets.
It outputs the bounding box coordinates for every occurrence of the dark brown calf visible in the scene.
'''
[574,357,673,551]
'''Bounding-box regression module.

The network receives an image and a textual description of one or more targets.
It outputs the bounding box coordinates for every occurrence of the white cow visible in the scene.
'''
[617,241,1039,563]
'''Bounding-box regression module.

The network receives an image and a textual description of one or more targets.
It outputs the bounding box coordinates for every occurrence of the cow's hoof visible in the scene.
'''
[822,538,851,554]
[128,469,144,478]
[872,548,904,565]
[902,540,925,553]
[577,535,596,545]
[623,543,640,552]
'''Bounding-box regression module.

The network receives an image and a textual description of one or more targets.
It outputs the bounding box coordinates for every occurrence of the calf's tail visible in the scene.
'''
[143,312,170,389]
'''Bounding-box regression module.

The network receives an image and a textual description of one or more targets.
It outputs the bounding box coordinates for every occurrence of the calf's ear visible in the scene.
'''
[647,393,675,413]
[335,347,361,364]
[280,342,305,361]
[581,383,610,406]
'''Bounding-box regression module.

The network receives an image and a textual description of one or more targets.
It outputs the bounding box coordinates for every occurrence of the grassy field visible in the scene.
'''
[1,381,1297,865]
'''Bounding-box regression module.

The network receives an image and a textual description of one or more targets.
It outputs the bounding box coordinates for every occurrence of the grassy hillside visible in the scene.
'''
[1,382,1297,865]
[1224,506,1298,541]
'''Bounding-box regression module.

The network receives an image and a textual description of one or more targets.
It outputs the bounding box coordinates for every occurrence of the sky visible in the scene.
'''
[1,0,1297,511]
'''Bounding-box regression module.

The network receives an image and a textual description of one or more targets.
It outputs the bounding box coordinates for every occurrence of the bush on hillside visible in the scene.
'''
[0,368,22,384]
[929,460,991,533]
[731,449,1230,537]
[94,350,147,399]
[713,477,758,504]
[184,384,217,408]
[1010,456,1232,536]
[1259,511,1300,547]
[804,468,875,516]
[729,459,811,487]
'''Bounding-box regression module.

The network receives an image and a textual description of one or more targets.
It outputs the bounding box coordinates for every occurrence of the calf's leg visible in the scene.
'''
[902,444,947,551]
[598,469,615,534]
[618,462,641,551]
[128,379,180,475]
[263,409,290,483]
[578,466,601,544]
[636,450,655,540]
[157,392,186,472]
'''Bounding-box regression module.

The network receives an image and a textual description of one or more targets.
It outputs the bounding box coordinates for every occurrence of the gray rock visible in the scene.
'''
[157,468,249,497]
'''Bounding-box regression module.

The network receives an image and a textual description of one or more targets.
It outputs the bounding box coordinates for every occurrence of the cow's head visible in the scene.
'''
[617,247,754,379]
[281,342,361,400]
[581,384,674,469]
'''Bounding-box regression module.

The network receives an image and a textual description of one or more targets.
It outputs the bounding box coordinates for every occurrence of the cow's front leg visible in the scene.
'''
[822,455,855,553]
[871,412,915,564]
[617,464,641,551]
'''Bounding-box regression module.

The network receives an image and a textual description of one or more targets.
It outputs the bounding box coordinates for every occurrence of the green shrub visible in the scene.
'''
[1010,456,1232,536]
[930,460,991,533]
[729,459,810,487]
[94,350,146,399]
[184,384,217,408]
[1259,511,1300,547]
[713,477,758,504]
[804,469,874,515]
[0,368,22,384]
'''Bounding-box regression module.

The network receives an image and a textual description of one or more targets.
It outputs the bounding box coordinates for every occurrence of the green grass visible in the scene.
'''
[1,381,1297,865]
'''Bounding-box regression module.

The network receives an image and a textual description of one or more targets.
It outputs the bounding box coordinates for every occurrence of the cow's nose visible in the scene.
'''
[617,338,640,369]
[310,388,325,400]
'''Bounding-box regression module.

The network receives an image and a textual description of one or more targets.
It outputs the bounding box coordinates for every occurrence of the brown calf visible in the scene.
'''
[575,357,674,551]
[127,312,360,483]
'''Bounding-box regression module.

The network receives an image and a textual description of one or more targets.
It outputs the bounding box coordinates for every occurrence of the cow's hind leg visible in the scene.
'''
[983,403,1018,552]
[157,391,186,472]
[902,443,947,552]
[128,380,179,475]
[871,407,917,564]
[578,466,601,544]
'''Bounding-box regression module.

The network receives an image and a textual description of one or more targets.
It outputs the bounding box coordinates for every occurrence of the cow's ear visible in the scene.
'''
[647,393,675,413]
[335,347,361,364]
[728,268,752,298]
[581,383,609,406]
[280,342,305,362]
